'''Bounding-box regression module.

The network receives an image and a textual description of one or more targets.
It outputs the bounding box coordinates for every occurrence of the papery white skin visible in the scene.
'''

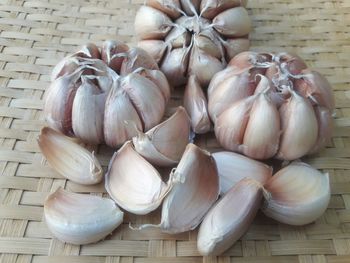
[213,151,272,194]
[200,0,247,19]
[138,40,168,63]
[146,0,182,19]
[197,178,262,256]
[120,47,159,75]
[44,188,123,245]
[223,38,250,61]
[262,162,330,225]
[101,40,129,73]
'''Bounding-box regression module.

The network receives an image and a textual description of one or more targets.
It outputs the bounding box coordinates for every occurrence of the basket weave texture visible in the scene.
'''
[0,0,350,262]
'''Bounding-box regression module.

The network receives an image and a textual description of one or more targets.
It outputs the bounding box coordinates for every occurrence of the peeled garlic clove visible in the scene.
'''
[213,7,251,37]
[44,187,123,245]
[105,141,173,215]
[72,77,105,144]
[101,40,129,73]
[194,35,222,59]
[161,47,190,87]
[308,106,333,154]
[137,40,168,63]
[157,144,219,233]
[133,107,190,167]
[134,6,173,40]
[104,83,143,148]
[241,93,280,160]
[120,47,159,75]
[184,75,211,134]
[213,151,272,194]
[197,178,262,256]
[223,38,250,61]
[138,68,171,103]
[277,91,318,160]
[180,0,200,15]
[262,162,330,225]
[188,47,225,87]
[38,127,103,185]
[121,73,166,131]
[215,96,256,152]
[147,0,182,19]
[200,0,245,19]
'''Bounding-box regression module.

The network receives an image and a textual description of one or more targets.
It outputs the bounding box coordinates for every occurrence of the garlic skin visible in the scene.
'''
[147,0,181,19]
[200,0,246,19]
[138,40,168,63]
[132,107,190,167]
[197,178,262,256]
[157,144,219,233]
[44,188,123,245]
[105,141,173,215]
[213,151,272,194]
[120,47,159,75]
[101,40,129,73]
[184,75,211,134]
[262,162,330,226]
[38,127,103,185]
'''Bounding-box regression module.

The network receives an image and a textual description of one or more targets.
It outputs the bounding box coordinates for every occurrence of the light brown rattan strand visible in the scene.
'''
[0,0,350,262]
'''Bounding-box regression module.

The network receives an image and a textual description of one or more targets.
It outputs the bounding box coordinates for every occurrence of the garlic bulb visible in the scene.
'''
[46,41,170,147]
[44,188,123,245]
[135,0,251,88]
[38,127,103,185]
[262,162,330,225]
[105,141,174,215]
[197,178,262,256]
[213,151,272,194]
[209,51,334,160]
[133,106,190,167]
[183,75,211,134]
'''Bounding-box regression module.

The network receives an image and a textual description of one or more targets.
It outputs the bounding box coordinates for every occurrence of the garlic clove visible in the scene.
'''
[241,93,280,160]
[121,73,166,131]
[215,96,256,152]
[146,0,182,19]
[101,40,129,73]
[308,106,333,154]
[72,77,106,144]
[180,0,200,15]
[223,38,250,61]
[134,6,173,40]
[38,127,103,185]
[276,90,318,160]
[207,67,237,97]
[213,151,272,194]
[194,35,222,59]
[228,51,271,69]
[197,178,262,256]
[200,0,246,19]
[105,141,173,215]
[75,43,101,59]
[44,187,123,245]
[132,106,190,167]
[51,56,81,81]
[104,83,143,148]
[157,143,219,233]
[165,20,191,49]
[184,75,211,134]
[262,162,330,225]
[161,47,190,87]
[213,7,251,37]
[120,47,159,75]
[138,68,171,103]
[277,53,308,75]
[137,40,168,64]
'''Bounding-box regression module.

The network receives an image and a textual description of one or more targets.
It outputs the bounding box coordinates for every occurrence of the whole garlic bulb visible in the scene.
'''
[45,41,170,148]
[209,52,335,160]
[135,0,252,88]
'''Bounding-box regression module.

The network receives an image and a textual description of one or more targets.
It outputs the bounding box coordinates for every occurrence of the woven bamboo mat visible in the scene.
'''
[0,0,349,262]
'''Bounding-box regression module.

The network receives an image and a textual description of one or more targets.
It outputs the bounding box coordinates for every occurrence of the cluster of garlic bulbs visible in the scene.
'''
[208,51,335,160]
[45,41,171,148]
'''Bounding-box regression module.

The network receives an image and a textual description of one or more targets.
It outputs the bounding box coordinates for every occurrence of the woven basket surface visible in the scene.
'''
[0,0,350,262]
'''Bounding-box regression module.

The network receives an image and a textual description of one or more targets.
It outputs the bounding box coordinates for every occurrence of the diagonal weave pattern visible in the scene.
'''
[0,0,350,262]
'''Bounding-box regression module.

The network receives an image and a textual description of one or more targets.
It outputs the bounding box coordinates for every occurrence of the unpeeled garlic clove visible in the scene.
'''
[200,0,246,19]
[155,143,219,233]
[212,7,251,37]
[184,75,211,134]
[197,178,262,256]
[76,43,101,59]
[213,151,272,194]
[262,162,330,225]
[101,40,129,73]
[180,0,200,15]
[165,21,191,49]
[276,90,318,160]
[223,38,250,61]
[105,141,173,215]
[72,77,106,144]
[44,187,123,245]
[132,107,190,167]
[194,35,222,59]
[120,47,159,75]
[137,40,168,64]
[147,0,182,19]
[38,127,103,185]
[134,5,173,40]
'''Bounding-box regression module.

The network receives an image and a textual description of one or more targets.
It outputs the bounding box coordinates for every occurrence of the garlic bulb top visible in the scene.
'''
[209,51,334,161]
[45,42,170,147]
